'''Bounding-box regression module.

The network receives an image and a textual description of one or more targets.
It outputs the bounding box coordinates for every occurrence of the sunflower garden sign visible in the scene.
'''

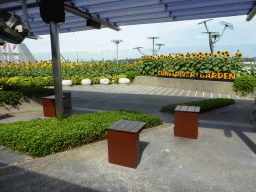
[139,51,245,82]
[157,71,236,82]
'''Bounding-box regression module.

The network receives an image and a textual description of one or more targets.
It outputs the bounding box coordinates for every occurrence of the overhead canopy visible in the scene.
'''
[0,0,255,37]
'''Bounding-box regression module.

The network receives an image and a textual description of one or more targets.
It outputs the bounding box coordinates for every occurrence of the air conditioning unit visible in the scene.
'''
[0,11,29,44]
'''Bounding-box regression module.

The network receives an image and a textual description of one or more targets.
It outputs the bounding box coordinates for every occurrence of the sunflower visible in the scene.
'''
[209,53,213,57]
[202,56,206,60]
[221,52,225,56]
[217,51,221,54]
[214,54,218,58]
[224,51,229,54]
[184,57,189,61]
[175,56,179,59]
[204,53,209,56]
[199,52,203,56]
[236,52,243,58]
[180,54,184,57]
[224,57,228,60]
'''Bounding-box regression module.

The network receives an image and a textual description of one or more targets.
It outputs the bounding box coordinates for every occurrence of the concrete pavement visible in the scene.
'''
[0,84,256,191]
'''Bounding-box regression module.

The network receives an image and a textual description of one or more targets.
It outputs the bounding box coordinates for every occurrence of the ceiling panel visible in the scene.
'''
[0,0,255,37]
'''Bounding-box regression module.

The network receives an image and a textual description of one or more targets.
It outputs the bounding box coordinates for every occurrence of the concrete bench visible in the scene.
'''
[42,91,72,117]
[174,105,200,139]
[107,120,147,169]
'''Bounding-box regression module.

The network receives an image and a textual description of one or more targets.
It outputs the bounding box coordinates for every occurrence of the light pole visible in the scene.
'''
[198,19,234,55]
[254,49,256,66]
[133,37,165,56]
[111,39,123,64]
[148,37,159,56]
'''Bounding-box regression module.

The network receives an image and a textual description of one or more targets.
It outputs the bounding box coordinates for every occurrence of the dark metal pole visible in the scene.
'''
[49,21,65,121]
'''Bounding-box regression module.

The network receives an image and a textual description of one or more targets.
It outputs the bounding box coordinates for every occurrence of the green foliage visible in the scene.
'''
[0,110,163,158]
[123,71,141,83]
[159,98,235,113]
[233,75,256,96]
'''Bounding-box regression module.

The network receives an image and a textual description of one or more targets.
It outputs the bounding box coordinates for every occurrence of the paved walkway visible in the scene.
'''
[44,84,255,100]
[0,84,256,191]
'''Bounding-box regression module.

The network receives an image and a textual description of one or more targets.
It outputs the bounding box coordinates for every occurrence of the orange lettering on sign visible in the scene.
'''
[224,73,229,79]
[229,73,236,79]
[218,73,223,79]
[205,73,211,78]
[212,72,217,79]
[190,72,195,77]
[182,72,187,77]
[175,71,181,76]
[200,73,205,78]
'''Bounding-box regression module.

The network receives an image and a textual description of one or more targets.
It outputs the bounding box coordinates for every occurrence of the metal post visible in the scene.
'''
[152,38,154,56]
[49,21,65,121]
[21,0,30,30]
[116,43,118,64]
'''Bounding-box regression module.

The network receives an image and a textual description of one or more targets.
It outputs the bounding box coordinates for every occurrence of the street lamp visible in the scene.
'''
[198,19,234,55]
[111,39,123,64]
[148,37,159,56]
[133,37,165,56]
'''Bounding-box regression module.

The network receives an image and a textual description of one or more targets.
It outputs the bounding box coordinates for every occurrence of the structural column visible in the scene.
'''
[49,21,65,121]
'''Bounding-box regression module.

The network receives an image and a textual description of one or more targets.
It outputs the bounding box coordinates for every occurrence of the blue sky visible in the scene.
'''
[19,14,256,61]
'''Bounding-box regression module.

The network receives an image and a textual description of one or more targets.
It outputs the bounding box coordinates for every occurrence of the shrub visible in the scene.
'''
[233,75,256,96]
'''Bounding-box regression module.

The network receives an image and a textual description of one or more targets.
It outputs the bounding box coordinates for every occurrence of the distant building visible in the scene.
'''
[0,41,66,65]
[0,41,36,64]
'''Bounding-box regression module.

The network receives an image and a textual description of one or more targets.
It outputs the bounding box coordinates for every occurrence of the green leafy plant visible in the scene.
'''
[233,75,256,96]
[0,110,163,158]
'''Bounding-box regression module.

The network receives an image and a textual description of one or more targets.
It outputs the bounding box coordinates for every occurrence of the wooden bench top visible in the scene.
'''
[174,105,200,113]
[107,120,147,134]
[42,95,66,100]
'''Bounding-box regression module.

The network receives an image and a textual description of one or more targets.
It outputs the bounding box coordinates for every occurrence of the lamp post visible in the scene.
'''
[254,49,256,66]
[198,19,234,55]
[133,37,165,56]
[111,39,123,64]
[148,37,158,56]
